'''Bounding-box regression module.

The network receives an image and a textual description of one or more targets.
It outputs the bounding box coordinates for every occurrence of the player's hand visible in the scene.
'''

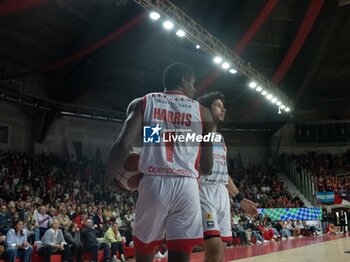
[240,198,258,217]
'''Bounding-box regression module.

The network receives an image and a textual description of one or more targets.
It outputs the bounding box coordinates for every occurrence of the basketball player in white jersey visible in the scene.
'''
[105,63,214,262]
[197,92,258,262]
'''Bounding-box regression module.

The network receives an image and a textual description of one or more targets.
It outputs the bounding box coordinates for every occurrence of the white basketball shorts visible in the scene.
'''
[133,175,203,254]
[200,183,232,241]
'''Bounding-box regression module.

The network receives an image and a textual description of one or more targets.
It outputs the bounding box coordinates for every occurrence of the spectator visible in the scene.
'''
[123,210,133,227]
[233,220,249,246]
[124,222,133,247]
[5,220,32,262]
[0,233,5,259]
[339,210,346,233]
[37,219,72,262]
[80,219,110,262]
[321,209,329,234]
[326,223,337,235]
[92,209,106,238]
[73,212,87,230]
[57,205,71,232]
[23,206,39,244]
[293,220,303,237]
[103,223,125,262]
[0,205,12,235]
[64,223,82,262]
[36,206,51,238]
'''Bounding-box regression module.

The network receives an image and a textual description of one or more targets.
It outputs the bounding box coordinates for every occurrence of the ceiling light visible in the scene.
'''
[280,104,286,110]
[285,107,290,112]
[266,94,273,100]
[271,97,277,103]
[196,44,200,49]
[261,90,268,96]
[176,29,186,37]
[213,56,222,64]
[229,69,237,74]
[276,101,282,106]
[255,86,262,92]
[222,62,230,70]
[249,81,257,88]
[163,21,174,30]
[149,12,160,20]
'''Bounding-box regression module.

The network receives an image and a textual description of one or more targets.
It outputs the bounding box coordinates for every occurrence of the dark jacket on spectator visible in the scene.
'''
[80,227,98,245]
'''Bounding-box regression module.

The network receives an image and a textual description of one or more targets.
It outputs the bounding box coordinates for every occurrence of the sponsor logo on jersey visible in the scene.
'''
[206,212,213,220]
[207,221,215,228]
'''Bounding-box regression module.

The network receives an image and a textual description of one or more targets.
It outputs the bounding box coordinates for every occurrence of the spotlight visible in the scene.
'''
[149,12,160,20]
[163,21,174,30]
[285,107,290,112]
[213,56,222,64]
[221,62,230,70]
[229,69,237,74]
[255,86,262,92]
[271,97,277,104]
[276,101,282,106]
[249,81,257,88]
[280,104,286,110]
[196,44,200,49]
[261,90,268,96]
[176,29,186,37]
[266,94,273,100]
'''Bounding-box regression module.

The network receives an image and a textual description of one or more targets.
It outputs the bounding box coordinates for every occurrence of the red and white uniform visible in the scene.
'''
[200,136,232,241]
[133,91,204,254]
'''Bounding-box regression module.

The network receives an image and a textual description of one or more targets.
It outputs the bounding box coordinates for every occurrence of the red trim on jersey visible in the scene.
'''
[165,132,175,162]
[221,236,233,242]
[194,147,201,172]
[166,238,204,253]
[195,105,204,173]
[142,95,147,116]
[204,230,221,238]
[132,236,163,255]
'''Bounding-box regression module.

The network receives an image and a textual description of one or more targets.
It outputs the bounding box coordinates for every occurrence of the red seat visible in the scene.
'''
[82,250,104,262]
[122,241,134,258]
[250,235,257,243]
[232,237,241,246]
[32,245,62,262]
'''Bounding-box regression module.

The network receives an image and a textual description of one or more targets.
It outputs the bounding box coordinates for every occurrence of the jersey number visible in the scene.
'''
[165,131,175,162]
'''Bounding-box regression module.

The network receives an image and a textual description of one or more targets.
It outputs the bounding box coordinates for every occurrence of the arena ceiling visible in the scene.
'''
[0,0,350,135]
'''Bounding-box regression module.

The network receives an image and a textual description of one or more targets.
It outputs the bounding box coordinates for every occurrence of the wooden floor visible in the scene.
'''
[127,234,350,261]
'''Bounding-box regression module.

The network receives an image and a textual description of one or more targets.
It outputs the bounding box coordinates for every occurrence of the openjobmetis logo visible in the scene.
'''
[143,124,221,144]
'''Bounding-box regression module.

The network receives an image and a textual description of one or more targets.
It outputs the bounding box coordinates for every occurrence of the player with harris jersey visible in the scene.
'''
[197,91,259,262]
[105,63,214,262]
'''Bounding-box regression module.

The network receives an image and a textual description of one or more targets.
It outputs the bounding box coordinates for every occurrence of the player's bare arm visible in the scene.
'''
[199,105,214,176]
[105,98,143,191]
[226,176,258,217]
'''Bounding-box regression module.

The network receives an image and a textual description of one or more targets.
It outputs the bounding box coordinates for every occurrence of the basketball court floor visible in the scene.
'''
[128,234,350,261]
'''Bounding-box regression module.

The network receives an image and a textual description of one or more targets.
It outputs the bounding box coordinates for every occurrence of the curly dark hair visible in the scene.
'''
[197,91,225,108]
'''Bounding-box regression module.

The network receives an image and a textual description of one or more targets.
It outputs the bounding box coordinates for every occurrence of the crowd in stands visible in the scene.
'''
[229,165,305,209]
[2,149,341,261]
[292,151,350,194]
[228,209,323,247]
[0,150,135,262]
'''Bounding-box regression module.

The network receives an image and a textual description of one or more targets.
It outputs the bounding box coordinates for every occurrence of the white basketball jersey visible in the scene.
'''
[139,91,202,179]
[201,136,229,184]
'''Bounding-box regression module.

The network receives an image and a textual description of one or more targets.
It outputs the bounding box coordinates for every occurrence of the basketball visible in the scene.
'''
[115,152,143,192]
